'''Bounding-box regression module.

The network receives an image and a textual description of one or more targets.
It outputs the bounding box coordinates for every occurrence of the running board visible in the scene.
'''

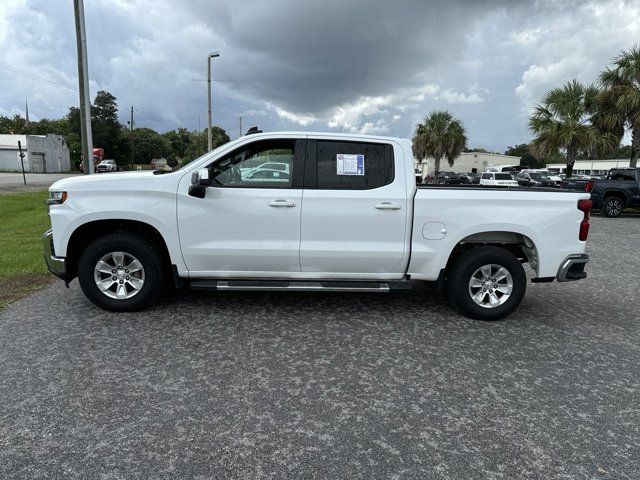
[189,280,413,293]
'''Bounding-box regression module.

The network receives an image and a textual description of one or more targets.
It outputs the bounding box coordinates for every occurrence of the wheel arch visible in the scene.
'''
[602,189,630,206]
[65,219,173,281]
[443,230,539,277]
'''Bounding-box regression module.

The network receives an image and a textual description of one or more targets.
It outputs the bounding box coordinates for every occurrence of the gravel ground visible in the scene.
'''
[1,216,639,479]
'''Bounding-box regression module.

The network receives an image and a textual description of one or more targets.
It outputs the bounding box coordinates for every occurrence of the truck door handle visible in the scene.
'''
[374,202,401,210]
[268,199,296,207]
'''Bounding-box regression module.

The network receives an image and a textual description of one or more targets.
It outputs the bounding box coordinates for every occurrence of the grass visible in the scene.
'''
[0,191,53,309]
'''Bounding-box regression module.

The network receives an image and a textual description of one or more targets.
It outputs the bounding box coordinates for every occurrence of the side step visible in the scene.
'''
[190,280,413,293]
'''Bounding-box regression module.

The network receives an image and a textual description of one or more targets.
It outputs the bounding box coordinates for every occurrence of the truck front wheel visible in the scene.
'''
[77,233,166,311]
[447,246,526,321]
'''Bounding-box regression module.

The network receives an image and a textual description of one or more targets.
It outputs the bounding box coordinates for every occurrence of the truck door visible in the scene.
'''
[177,138,305,276]
[299,139,409,278]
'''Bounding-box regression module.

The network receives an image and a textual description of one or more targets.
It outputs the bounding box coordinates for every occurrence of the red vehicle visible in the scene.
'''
[79,147,104,172]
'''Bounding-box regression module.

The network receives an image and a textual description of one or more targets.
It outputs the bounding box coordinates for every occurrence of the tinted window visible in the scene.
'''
[481,173,491,179]
[495,173,512,180]
[316,140,394,189]
[210,139,295,188]
[608,169,636,181]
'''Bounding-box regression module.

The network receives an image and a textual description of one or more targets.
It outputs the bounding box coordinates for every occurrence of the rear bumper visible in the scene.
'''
[556,254,589,282]
[43,229,66,280]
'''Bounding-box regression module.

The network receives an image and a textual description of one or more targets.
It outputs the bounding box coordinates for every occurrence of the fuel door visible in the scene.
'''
[422,221,447,240]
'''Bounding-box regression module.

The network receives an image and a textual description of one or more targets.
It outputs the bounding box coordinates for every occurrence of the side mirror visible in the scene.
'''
[189,168,212,198]
[191,168,212,187]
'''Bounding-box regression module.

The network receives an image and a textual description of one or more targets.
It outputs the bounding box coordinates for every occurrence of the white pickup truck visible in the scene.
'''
[44,132,592,320]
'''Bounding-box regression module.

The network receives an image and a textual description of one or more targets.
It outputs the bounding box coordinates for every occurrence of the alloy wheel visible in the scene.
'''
[93,251,145,300]
[468,264,513,309]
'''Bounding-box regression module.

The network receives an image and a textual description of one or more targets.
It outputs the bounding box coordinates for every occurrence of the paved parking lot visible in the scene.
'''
[0,173,79,193]
[1,216,639,478]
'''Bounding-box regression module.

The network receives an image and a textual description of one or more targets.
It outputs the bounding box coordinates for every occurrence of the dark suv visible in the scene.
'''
[590,168,640,217]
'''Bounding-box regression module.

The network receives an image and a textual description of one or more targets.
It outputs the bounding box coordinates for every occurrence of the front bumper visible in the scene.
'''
[556,254,589,282]
[43,229,66,280]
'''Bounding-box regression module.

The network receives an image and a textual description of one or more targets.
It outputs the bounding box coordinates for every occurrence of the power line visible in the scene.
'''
[0,60,77,93]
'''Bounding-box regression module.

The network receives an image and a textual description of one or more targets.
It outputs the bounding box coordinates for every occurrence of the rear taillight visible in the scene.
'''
[585,180,594,192]
[578,199,592,241]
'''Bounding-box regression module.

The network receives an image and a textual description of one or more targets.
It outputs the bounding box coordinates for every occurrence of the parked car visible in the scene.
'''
[96,160,117,173]
[590,167,640,218]
[480,172,519,186]
[516,172,557,188]
[242,168,291,184]
[254,161,290,173]
[521,169,562,186]
[44,131,591,321]
[437,171,462,184]
[459,173,480,184]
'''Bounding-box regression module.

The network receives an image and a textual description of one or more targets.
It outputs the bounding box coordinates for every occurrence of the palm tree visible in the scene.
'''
[529,80,617,177]
[599,45,640,168]
[412,111,467,180]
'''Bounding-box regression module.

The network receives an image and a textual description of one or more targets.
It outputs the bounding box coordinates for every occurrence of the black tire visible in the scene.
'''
[603,196,624,218]
[77,233,166,311]
[447,246,526,321]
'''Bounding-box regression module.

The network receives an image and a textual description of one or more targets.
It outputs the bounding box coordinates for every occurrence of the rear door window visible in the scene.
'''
[313,140,394,189]
[608,169,636,181]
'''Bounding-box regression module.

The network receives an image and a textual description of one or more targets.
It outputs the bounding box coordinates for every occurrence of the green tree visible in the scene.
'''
[0,114,27,134]
[65,107,83,166]
[529,80,617,177]
[599,45,640,168]
[181,127,230,166]
[91,91,125,164]
[504,143,529,157]
[412,110,467,177]
[131,127,171,163]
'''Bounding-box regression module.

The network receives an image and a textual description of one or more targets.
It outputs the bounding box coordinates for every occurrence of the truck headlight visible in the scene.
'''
[47,191,67,212]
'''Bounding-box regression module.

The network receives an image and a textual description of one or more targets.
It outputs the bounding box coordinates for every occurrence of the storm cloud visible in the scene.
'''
[0,0,638,150]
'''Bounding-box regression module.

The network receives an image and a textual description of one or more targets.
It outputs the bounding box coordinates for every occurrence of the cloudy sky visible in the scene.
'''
[0,0,638,151]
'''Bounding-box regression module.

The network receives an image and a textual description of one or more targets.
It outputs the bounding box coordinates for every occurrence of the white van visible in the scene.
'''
[480,172,518,186]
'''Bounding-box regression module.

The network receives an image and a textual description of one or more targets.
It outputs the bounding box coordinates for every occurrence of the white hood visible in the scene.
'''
[49,171,157,191]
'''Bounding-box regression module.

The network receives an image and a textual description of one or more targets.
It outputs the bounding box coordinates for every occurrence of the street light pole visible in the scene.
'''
[207,51,219,151]
[239,115,245,138]
[73,0,94,174]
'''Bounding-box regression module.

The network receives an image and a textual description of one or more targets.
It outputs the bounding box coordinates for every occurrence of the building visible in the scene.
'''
[416,152,521,177]
[546,158,631,176]
[0,134,71,173]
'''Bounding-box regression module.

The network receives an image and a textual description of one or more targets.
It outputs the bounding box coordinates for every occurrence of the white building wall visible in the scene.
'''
[0,134,70,172]
[546,159,631,175]
[415,152,521,177]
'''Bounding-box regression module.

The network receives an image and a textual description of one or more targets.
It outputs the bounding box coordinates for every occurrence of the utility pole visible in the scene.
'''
[130,106,134,169]
[239,115,244,138]
[73,0,94,174]
[207,51,220,151]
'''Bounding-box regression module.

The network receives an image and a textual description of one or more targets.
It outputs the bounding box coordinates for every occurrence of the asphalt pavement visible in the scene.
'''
[1,216,639,479]
[0,172,79,193]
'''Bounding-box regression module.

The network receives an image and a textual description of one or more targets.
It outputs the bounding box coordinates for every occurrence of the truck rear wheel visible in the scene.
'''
[447,246,526,321]
[77,233,166,311]
[603,196,624,218]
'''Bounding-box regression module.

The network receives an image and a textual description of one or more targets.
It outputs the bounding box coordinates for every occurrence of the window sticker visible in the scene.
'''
[336,154,365,176]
